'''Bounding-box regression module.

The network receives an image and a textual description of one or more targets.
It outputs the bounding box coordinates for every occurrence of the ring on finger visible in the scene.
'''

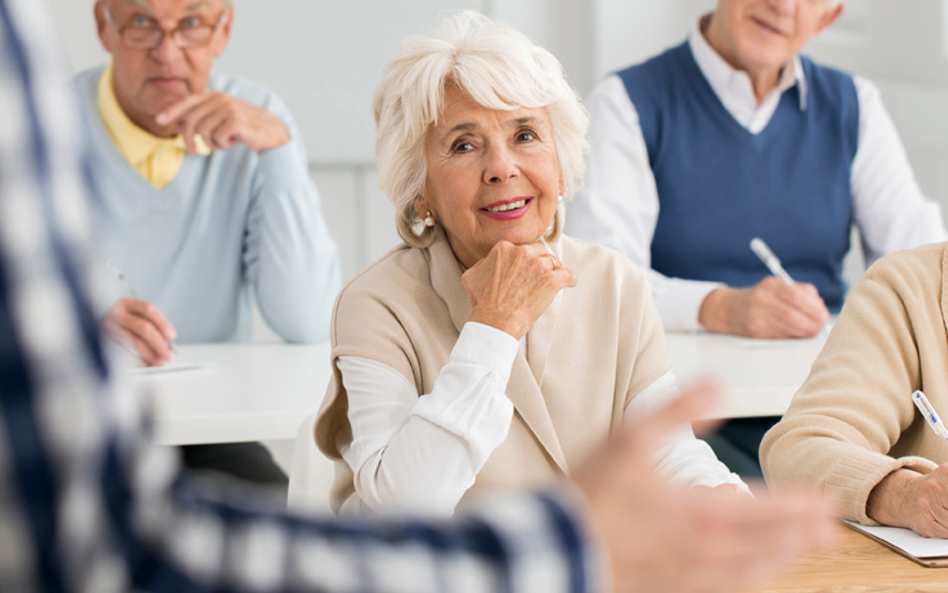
[542,253,560,270]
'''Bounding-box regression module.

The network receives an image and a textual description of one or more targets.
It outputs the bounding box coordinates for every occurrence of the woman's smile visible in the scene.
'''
[481,197,533,220]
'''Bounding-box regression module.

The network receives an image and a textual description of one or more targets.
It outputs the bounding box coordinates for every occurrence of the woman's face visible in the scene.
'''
[418,85,562,269]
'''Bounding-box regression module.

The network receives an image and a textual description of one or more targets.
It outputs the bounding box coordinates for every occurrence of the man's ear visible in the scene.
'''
[212,3,234,58]
[815,3,844,35]
[94,1,114,54]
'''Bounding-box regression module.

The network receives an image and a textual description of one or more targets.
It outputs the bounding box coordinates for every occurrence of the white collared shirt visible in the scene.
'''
[566,21,948,331]
[337,322,746,516]
[688,21,806,131]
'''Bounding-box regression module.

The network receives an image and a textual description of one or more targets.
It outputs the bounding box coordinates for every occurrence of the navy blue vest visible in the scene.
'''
[617,41,859,310]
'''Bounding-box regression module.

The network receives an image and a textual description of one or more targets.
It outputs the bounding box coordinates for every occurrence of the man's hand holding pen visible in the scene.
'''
[103,297,178,367]
[698,238,831,338]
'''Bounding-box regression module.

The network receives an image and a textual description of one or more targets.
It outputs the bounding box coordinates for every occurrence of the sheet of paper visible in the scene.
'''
[845,521,948,558]
[122,363,205,375]
[724,333,828,350]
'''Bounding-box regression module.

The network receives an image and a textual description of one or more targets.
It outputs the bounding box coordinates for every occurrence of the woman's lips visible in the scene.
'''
[481,197,533,220]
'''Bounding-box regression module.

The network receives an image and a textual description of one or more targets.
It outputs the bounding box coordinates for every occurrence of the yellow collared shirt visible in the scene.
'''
[97,62,210,189]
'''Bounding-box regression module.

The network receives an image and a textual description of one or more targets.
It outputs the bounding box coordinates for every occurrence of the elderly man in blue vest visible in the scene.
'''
[79,0,341,488]
[566,0,947,477]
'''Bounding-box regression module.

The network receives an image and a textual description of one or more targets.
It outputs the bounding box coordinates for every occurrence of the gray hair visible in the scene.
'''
[373,10,589,248]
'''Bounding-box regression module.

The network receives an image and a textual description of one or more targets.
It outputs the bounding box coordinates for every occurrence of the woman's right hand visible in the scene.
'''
[462,240,576,340]
[867,465,948,538]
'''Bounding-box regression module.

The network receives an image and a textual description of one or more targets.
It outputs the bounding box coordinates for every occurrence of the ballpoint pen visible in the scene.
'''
[912,390,948,448]
[105,259,178,352]
[750,237,794,285]
[106,258,140,299]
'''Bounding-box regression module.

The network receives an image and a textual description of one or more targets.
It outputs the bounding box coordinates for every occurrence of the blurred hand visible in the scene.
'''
[463,240,576,340]
[572,383,837,593]
[868,466,948,538]
[155,92,290,155]
[103,297,176,367]
[698,277,830,338]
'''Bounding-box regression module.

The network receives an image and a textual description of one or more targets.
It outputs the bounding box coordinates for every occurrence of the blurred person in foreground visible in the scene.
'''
[0,1,837,591]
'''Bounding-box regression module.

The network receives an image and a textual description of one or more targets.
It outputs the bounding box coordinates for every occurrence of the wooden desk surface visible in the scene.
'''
[734,526,947,592]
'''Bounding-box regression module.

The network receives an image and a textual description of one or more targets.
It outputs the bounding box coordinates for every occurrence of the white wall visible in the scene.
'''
[48,1,948,283]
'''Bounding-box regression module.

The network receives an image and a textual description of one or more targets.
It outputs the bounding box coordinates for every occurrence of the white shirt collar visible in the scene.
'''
[687,14,808,128]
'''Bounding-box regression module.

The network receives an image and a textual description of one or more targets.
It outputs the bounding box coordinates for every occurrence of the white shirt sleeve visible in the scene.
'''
[624,371,748,491]
[850,76,947,265]
[565,75,722,332]
[338,321,517,516]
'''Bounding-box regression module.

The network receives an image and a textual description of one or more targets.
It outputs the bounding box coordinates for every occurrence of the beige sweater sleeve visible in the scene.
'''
[761,251,940,524]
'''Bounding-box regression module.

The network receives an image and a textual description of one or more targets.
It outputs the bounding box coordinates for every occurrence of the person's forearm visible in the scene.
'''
[250,154,341,342]
[697,287,733,333]
[341,324,517,513]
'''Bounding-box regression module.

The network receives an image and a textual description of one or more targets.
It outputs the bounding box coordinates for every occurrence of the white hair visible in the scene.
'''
[373,10,590,248]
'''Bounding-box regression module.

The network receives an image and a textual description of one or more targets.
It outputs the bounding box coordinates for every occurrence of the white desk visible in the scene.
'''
[134,333,823,445]
[666,332,827,420]
[129,343,331,446]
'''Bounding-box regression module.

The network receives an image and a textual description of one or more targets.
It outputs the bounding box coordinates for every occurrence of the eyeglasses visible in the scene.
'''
[103,3,228,50]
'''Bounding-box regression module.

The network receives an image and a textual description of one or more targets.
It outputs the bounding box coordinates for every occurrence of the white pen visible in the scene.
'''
[750,237,794,285]
[912,390,948,447]
[106,258,139,299]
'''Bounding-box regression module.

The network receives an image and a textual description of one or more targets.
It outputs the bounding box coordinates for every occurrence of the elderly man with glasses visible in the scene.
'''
[77,0,341,489]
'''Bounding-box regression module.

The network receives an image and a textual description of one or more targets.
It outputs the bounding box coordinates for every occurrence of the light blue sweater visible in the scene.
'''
[76,67,341,343]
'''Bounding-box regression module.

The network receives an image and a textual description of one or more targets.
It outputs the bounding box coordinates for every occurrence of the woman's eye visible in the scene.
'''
[517,130,537,142]
[452,140,474,153]
[180,17,201,28]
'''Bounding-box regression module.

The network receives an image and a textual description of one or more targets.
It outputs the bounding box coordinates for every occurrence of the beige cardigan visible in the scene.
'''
[315,229,669,513]
[761,242,948,524]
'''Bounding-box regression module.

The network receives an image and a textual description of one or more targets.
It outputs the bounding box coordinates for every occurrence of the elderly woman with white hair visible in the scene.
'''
[315,11,745,516]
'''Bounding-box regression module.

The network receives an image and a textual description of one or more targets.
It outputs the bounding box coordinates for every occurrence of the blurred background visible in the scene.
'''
[47,0,948,282]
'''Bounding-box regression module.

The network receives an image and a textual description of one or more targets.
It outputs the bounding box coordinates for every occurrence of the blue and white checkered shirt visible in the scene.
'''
[0,1,597,591]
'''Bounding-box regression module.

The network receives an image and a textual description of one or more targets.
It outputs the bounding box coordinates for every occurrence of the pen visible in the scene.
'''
[750,237,794,285]
[912,390,948,447]
[106,258,139,299]
[105,259,178,353]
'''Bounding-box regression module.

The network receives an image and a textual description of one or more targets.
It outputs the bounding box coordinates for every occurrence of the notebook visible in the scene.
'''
[845,521,948,567]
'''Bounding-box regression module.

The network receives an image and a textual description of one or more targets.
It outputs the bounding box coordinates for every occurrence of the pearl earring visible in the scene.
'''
[424,211,435,227]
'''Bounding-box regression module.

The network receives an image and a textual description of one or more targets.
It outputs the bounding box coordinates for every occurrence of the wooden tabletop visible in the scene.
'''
[734,526,947,592]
